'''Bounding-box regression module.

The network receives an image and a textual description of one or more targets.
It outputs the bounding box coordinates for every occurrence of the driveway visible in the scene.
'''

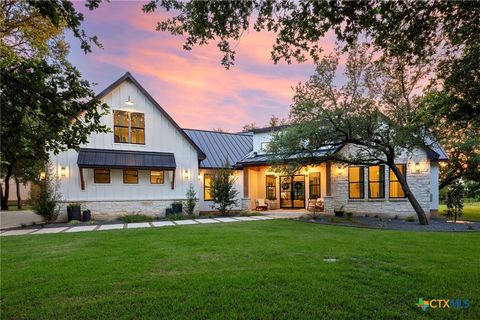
[0,210,43,230]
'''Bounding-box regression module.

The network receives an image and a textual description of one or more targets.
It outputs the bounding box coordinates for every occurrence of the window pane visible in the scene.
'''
[204,174,213,200]
[150,170,164,184]
[123,170,138,184]
[114,110,128,126]
[309,172,321,199]
[369,165,385,198]
[114,126,129,143]
[390,181,405,198]
[348,167,364,199]
[131,128,145,144]
[131,113,145,128]
[349,167,362,182]
[349,183,363,198]
[266,175,276,200]
[94,169,110,183]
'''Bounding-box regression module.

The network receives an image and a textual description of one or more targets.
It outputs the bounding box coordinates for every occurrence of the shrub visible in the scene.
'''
[211,160,239,215]
[443,180,464,223]
[166,213,186,221]
[31,163,61,223]
[67,203,80,210]
[119,214,154,223]
[330,216,342,223]
[68,220,81,225]
[184,183,198,216]
[405,215,415,222]
[345,211,352,218]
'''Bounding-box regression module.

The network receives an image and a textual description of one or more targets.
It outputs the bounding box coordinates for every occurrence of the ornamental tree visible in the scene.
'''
[269,44,434,225]
[211,160,239,215]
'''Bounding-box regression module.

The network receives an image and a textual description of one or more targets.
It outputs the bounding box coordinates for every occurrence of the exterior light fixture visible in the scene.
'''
[415,162,420,173]
[183,170,190,180]
[125,96,134,105]
[336,165,344,176]
[39,171,46,180]
[60,166,66,177]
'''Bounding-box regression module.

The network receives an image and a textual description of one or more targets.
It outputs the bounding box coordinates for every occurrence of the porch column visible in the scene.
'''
[326,162,332,196]
[243,168,249,198]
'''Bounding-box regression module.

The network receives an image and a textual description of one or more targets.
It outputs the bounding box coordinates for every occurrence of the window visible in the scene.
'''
[266,175,276,200]
[389,164,407,198]
[368,165,385,198]
[150,170,164,184]
[94,169,110,183]
[309,172,321,199]
[114,110,145,144]
[123,169,138,184]
[348,167,364,199]
[204,174,213,201]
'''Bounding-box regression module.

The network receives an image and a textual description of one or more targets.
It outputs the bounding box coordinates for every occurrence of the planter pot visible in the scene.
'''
[172,203,183,214]
[165,208,173,216]
[267,200,277,210]
[334,210,344,217]
[67,207,81,221]
[82,210,91,222]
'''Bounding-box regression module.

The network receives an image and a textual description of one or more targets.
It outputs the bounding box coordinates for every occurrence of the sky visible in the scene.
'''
[67,1,329,132]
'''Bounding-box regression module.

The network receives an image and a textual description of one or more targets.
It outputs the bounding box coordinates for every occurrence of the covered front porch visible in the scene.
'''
[242,162,334,213]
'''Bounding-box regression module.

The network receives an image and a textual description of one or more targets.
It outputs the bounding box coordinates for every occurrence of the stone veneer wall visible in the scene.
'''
[331,160,431,219]
[57,199,194,221]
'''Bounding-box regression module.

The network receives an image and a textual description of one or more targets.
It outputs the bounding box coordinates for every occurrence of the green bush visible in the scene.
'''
[443,180,464,223]
[166,213,186,221]
[184,183,198,216]
[67,203,80,210]
[68,220,81,225]
[119,214,154,223]
[405,216,415,222]
[31,163,61,223]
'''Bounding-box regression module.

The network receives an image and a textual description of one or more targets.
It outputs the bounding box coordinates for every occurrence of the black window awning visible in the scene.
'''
[77,148,176,170]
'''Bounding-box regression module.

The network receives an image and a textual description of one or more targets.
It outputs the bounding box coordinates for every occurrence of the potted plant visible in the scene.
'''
[171,201,183,214]
[67,203,81,221]
[334,205,345,217]
[266,195,277,209]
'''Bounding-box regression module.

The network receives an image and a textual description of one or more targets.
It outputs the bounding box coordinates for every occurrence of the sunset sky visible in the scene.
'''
[67,1,328,132]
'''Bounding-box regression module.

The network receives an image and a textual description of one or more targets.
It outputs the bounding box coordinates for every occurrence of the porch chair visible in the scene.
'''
[255,199,269,211]
[307,198,324,212]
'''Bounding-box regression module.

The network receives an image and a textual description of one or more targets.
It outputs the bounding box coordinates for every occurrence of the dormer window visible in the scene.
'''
[113,110,145,144]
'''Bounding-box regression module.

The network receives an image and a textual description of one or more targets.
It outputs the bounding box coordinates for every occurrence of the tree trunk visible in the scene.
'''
[389,162,429,225]
[15,177,22,210]
[1,165,13,210]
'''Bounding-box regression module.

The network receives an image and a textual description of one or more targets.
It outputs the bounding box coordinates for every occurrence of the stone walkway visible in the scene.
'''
[0,216,275,237]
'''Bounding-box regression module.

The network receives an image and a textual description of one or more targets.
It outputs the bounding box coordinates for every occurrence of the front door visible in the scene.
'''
[280,175,305,208]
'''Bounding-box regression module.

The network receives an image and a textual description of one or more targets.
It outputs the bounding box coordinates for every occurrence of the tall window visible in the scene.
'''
[309,172,321,199]
[389,164,406,198]
[114,110,145,144]
[266,175,276,200]
[368,165,385,198]
[94,169,110,183]
[123,169,138,184]
[348,167,364,199]
[204,174,213,201]
[150,170,164,184]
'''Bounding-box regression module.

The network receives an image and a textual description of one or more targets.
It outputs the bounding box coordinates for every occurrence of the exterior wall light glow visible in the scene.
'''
[336,165,344,176]
[39,171,46,180]
[125,96,134,105]
[183,169,190,180]
[61,166,66,177]
[415,162,420,173]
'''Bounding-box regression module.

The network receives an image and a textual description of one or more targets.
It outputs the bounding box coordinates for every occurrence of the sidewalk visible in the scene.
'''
[0,210,43,230]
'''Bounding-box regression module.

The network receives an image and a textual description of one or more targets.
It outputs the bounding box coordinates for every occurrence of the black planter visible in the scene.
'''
[67,207,81,221]
[165,208,173,216]
[334,211,344,217]
[172,203,183,214]
[82,210,91,222]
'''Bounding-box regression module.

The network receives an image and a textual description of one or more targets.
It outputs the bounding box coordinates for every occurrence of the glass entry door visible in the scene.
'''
[280,175,305,208]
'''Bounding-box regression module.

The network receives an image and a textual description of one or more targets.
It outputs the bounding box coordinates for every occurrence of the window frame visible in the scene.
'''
[123,169,139,184]
[389,164,407,198]
[348,166,365,199]
[265,175,277,200]
[113,110,145,145]
[308,172,321,199]
[204,173,213,201]
[368,165,385,199]
[93,169,110,184]
[150,170,165,185]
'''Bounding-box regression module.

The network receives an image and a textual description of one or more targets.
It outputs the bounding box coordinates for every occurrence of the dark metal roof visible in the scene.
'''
[183,129,253,168]
[96,72,206,161]
[77,148,176,170]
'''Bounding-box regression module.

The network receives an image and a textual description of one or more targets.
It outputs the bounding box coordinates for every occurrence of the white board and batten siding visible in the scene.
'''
[51,79,200,203]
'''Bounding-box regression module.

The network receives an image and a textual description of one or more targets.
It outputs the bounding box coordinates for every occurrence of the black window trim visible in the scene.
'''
[113,110,145,145]
[389,163,407,199]
[309,172,321,199]
[150,170,165,185]
[265,175,277,200]
[123,169,139,184]
[348,166,365,199]
[368,165,385,199]
[93,168,110,184]
[204,173,213,201]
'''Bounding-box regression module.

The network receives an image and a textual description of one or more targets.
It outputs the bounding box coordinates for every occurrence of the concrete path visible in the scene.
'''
[0,210,43,229]
[0,216,275,237]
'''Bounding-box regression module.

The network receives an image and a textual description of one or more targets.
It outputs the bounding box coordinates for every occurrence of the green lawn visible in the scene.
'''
[1,220,479,319]
[439,202,480,221]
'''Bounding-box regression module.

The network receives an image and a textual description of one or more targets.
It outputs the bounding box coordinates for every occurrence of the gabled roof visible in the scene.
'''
[183,129,253,169]
[96,72,206,160]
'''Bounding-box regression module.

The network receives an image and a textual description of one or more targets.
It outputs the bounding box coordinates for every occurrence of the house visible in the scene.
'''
[51,72,447,220]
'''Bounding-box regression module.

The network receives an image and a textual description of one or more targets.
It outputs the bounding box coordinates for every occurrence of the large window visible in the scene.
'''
[389,164,407,198]
[348,167,364,199]
[204,174,213,201]
[123,169,138,184]
[114,110,145,144]
[94,169,110,183]
[150,170,164,184]
[266,175,276,200]
[309,172,321,199]
[368,165,385,198]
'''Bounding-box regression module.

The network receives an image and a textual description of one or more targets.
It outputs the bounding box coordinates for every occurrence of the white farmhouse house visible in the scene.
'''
[51,72,447,220]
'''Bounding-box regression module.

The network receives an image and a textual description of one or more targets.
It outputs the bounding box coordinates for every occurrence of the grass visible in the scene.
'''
[439,202,480,221]
[1,220,479,319]
[4,204,32,211]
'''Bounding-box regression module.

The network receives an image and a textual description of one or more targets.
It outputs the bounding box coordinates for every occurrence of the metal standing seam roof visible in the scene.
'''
[77,148,176,169]
[183,129,253,168]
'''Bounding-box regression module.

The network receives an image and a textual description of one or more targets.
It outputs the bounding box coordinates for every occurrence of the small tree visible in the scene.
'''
[184,183,198,216]
[211,160,239,215]
[443,180,464,223]
[31,163,62,223]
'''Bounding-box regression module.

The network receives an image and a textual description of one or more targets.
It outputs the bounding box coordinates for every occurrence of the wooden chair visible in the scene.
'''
[255,199,268,211]
[308,198,324,212]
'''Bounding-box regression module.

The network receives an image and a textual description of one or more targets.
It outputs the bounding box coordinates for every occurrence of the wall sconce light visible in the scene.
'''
[197,174,202,180]
[183,169,190,180]
[125,95,134,106]
[414,162,420,173]
[39,171,46,180]
[60,166,66,177]
[336,165,344,176]
[440,161,447,168]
